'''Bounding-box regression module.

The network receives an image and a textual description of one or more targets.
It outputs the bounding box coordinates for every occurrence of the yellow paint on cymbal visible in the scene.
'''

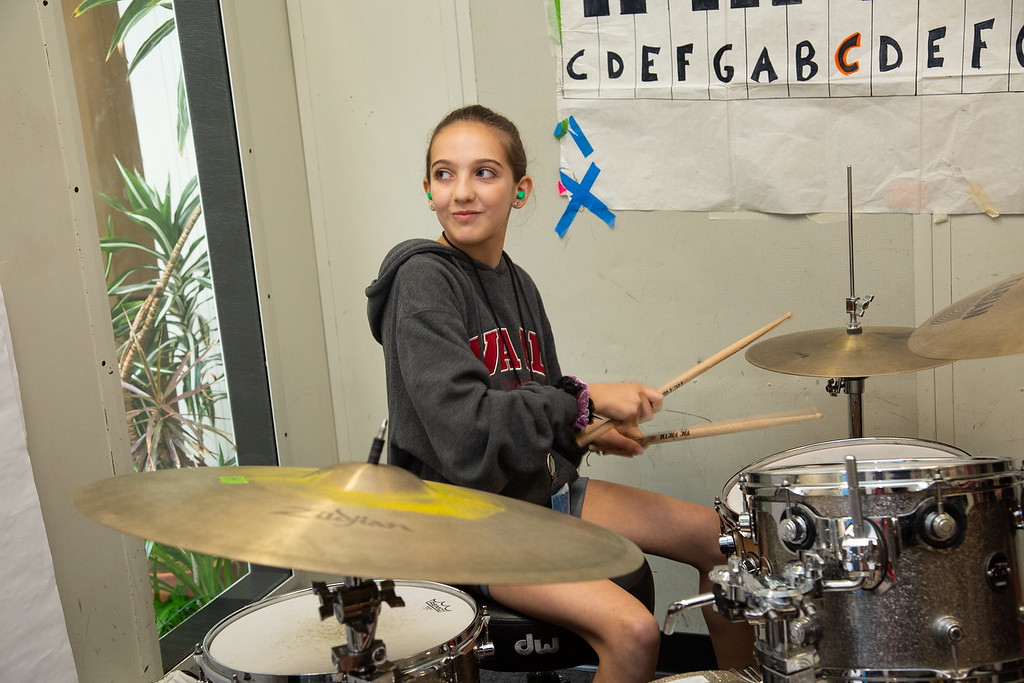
[218,465,504,520]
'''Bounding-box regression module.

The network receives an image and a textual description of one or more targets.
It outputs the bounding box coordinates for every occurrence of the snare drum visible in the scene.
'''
[197,581,486,682]
[722,438,1024,681]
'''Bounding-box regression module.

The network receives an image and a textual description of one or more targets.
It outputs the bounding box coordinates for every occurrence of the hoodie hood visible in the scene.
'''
[366,239,458,343]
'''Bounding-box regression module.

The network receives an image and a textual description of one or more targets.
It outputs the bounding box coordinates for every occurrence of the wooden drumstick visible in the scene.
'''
[576,313,793,448]
[656,313,792,396]
[633,409,822,447]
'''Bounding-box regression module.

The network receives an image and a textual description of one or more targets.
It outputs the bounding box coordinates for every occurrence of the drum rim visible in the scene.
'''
[815,654,1024,683]
[199,580,482,680]
[721,437,1016,508]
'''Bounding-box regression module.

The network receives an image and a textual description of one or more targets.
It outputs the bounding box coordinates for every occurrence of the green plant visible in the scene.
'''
[102,159,209,356]
[122,333,232,470]
[74,0,191,152]
[148,541,244,633]
[101,160,232,471]
[104,163,241,634]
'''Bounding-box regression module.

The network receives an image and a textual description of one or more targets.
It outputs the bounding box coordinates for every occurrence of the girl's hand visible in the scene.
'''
[589,382,662,425]
[584,423,645,457]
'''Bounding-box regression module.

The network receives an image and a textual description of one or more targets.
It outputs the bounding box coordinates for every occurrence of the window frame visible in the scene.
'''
[159,1,290,670]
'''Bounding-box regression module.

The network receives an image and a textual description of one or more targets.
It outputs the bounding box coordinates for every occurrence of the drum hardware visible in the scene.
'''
[913,473,967,550]
[844,295,874,332]
[837,456,879,584]
[769,489,1000,579]
[778,506,815,552]
[717,495,739,556]
[931,615,965,673]
[664,554,826,683]
[717,475,759,559]
[823,377,865,438]
[680,439,1024,683]
[985,553,1013,591]
[930,616,965,647]
[651,669,759,683]
[311,578,405,680]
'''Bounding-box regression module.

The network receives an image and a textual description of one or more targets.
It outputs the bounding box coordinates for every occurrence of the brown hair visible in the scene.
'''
[424,105,528,181]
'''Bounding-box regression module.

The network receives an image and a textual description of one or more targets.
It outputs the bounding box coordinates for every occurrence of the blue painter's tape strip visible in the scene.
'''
[567,116,594,157]
[556,163,616,237]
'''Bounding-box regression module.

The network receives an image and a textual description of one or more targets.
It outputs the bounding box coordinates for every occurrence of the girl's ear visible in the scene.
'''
[514,176,534,207]
[423,179,435,209]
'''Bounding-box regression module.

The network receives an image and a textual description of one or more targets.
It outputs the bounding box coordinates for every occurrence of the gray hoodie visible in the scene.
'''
[366,239,584,507]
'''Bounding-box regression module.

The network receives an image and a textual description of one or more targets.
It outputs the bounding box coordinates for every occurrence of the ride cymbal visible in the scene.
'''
[73,462,643,585]
[745,326,951,378]
[909,272,1024,360]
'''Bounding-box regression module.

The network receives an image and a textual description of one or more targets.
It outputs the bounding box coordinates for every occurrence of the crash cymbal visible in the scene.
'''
[909,272,1024,360]
[745,326,951,378]
[73,462,642,585]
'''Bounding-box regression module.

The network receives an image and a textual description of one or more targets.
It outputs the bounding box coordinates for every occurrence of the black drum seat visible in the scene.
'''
[465,558,655,675]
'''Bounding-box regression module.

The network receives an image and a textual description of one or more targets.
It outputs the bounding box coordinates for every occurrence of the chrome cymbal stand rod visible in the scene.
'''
[844,166,873,333]
[848,165,857,329]
[846,377,864,438]
[826,376,865,438]
[836,167,870,438]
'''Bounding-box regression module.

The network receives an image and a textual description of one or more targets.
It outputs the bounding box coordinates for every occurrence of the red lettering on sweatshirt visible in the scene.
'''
[469,327,547,377]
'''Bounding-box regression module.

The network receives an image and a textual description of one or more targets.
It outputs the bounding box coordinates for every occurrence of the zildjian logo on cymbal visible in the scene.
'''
[962,276,1023,320]
[273,506,413,532]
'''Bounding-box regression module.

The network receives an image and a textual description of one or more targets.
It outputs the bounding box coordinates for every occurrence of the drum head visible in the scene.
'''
[722,438,986,511]
[203,581,477,678]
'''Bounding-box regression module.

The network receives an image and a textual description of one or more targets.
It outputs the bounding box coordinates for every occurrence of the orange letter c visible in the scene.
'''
[835,32,862,75]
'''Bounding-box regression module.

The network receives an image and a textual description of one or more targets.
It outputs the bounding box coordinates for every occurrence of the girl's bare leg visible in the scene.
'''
[488,579,660,683]
[580,479,756,670]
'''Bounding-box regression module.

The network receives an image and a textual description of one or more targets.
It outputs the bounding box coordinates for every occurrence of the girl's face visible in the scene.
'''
[424,121,532,267]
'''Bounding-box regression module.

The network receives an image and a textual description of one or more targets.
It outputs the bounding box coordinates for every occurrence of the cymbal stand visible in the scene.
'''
[313,577,405,682]
[828,167,874,439]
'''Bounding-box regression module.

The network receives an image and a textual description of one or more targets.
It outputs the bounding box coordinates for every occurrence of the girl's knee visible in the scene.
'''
[610,609,661,656]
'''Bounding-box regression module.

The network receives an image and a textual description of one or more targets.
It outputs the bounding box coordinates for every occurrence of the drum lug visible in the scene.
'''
[924,510,958,543]
[192,644,208,682]
[717,490,755,558]
[474,639,496,661]
[779,505,817,552]
[719,532,737,556]
[930,615,965,646]
[475,608,495,662]
[913,499,967,550]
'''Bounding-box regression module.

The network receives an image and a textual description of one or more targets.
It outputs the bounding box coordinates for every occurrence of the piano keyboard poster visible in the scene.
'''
[554,0,1024,214]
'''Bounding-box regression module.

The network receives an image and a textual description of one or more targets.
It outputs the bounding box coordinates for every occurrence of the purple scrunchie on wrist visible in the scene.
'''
[573,383,591,430]
[559,375,592,430]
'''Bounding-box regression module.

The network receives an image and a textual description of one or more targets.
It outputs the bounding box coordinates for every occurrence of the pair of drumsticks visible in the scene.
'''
[576,313,822,450]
